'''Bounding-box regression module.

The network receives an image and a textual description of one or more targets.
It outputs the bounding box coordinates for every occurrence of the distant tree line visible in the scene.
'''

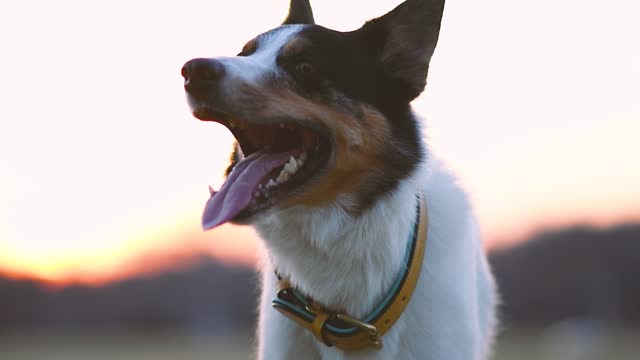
[0,224,638,333]
[490,224,640,328]
[0,257,257,333]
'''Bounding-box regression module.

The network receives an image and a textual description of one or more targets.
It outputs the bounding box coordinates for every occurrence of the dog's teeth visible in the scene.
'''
[267,179,277,188]
[277,172,290,184]
[284,157,298,174]
[294,153,305,168]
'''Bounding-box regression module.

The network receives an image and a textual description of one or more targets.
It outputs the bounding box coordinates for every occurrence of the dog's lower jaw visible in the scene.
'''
[254,158,498,359]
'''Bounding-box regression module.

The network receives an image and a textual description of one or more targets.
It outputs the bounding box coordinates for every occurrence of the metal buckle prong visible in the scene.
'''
[304,301,323,315]
[336,313,383,349]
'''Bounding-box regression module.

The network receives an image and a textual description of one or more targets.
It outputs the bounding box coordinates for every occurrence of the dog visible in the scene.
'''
[182,0,497,358]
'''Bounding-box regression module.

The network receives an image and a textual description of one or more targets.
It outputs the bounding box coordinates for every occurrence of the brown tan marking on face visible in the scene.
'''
[293,103,390,208]
[279,36,311,58]
[238,39,257,56]
[232,83,392,209]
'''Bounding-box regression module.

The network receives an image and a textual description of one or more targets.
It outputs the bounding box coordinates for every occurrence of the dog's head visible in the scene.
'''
[183,0,445,230]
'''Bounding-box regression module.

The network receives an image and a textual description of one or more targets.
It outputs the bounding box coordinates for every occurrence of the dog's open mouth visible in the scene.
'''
[194,107,332,230]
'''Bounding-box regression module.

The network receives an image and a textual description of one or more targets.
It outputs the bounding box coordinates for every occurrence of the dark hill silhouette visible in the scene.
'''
[1,223,638,333]
[0,256,257,333]
[490,223,640,327]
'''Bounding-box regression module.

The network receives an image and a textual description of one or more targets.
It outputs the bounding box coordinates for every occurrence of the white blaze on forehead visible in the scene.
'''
[217,25,304,84]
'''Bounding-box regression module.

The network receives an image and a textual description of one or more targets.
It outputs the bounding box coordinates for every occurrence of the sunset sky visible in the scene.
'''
[1,0,638,284]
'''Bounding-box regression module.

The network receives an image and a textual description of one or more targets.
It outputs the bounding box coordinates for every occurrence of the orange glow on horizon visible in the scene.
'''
[0,223,260,287]
[1,0,639,285]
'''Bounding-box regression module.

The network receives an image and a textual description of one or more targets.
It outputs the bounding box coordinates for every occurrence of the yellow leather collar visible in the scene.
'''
[272,193,428,351]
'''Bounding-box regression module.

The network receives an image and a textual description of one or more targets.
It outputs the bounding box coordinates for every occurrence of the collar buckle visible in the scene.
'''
[304,301,382,349]
[335,313,382,349]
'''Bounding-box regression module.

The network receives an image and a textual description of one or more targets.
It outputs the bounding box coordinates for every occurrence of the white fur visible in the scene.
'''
[253,131,498,359]
[218,25,303,84]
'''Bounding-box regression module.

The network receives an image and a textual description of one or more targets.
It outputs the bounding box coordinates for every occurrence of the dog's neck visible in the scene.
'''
[254,165,425,319]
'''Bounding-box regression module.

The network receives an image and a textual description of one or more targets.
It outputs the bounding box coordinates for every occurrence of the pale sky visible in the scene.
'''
[0,0,638,282]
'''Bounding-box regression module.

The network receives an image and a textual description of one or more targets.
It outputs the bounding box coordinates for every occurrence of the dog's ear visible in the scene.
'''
[361,0,445,100]
[283,0,315,25]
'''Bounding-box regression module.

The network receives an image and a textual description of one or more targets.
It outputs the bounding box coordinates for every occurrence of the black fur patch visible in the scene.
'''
[275,26,425,211]
[283,0,315,25]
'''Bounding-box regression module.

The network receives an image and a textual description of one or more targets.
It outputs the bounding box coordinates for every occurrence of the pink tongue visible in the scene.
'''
[202,152,293,230]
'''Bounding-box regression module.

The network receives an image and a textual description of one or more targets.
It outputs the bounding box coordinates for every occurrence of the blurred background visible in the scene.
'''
[0,0,638,359]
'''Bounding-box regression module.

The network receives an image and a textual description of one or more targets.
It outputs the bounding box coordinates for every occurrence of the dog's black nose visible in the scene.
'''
[181,58,225,95]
